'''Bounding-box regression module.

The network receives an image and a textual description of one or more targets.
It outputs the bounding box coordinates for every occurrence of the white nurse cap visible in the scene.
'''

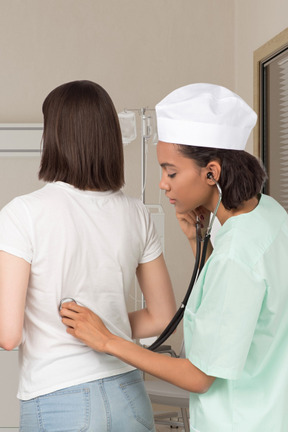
[155,83,257,150]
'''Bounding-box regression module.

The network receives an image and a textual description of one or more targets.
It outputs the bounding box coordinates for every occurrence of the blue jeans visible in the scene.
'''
[20,369,155,432]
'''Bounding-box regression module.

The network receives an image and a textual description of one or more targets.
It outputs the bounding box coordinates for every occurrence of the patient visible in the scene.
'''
[0,80,176,432]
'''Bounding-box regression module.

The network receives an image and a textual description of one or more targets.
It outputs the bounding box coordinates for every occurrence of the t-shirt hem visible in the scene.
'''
[17,365,136,400]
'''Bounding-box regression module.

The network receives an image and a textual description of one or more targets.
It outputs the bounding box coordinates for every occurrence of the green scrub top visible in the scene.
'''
[184,194,288,432]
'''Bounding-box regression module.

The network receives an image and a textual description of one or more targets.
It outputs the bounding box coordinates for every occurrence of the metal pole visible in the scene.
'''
[141,108,146,204]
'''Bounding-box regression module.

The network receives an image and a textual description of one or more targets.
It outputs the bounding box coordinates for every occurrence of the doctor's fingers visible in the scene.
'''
[195,206,211,221]
[176,212,198,242]
[64,310,113,352]
[61,304,105,331]
[176,210,197,224]
[60,301,83,313]
[176,210,200,232]
[61,306,95,334]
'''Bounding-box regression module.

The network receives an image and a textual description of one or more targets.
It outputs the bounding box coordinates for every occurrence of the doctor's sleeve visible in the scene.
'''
[184,255,266,380]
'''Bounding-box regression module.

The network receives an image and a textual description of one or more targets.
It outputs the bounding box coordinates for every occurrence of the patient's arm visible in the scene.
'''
[128,254,176,339]
[0,251,30,350]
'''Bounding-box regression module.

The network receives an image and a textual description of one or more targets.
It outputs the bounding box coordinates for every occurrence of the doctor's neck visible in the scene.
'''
[217,196,260,225]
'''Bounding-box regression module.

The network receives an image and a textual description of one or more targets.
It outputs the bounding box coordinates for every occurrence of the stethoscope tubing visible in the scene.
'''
[148,178,222,352]
[148,230,208,351]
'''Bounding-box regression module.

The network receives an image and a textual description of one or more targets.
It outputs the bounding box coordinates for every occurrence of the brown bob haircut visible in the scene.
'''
[177,145,267,210]
[39,80,124,191]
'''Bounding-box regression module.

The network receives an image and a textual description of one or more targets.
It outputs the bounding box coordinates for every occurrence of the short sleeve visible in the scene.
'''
[0,198,33,263]
[138,205,162,264]
[184,254,266,379]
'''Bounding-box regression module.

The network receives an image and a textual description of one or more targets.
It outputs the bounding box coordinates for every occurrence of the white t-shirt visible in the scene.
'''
[0,182,162,400]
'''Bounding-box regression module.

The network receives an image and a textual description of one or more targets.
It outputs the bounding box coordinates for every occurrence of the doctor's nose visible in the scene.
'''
[159,176,170,191]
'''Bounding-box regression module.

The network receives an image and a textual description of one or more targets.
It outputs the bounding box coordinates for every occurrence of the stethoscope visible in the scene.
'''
[147,172,222,351]
[59,173,222,352]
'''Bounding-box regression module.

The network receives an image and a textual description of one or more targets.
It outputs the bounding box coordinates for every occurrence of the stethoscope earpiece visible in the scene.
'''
[207,172,214,179]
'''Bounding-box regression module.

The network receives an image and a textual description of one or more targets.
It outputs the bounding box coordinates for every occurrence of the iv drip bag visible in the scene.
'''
[118,111,137,145]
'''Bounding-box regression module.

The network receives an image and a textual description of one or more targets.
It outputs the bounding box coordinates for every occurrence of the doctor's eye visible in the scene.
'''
[168,173,176,178]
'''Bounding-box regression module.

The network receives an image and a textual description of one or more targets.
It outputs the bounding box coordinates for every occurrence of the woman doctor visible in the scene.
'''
[60,84,288,432]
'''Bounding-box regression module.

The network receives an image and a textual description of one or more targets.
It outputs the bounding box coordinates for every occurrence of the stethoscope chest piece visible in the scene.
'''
[59,297,77,311]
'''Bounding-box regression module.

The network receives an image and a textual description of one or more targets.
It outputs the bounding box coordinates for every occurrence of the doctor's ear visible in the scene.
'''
[205,161,221,183]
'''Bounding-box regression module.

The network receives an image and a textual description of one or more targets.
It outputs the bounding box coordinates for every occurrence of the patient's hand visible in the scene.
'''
[60,303,114,352]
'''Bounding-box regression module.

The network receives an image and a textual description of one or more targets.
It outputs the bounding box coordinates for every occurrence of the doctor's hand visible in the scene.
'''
[176,206,210,242]
[60,302,115,353]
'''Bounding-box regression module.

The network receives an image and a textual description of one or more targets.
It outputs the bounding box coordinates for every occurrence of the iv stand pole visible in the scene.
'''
[141,108,147,205]
[123,106,152,309]
[141,108,147,308]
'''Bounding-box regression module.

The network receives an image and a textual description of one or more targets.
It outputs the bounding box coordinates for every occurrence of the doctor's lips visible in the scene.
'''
[166,195,176,204]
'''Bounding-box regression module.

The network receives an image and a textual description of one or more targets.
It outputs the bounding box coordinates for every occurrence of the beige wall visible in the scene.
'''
[235,0,288,153]
[0,0,235,121]
[0,0,235,353]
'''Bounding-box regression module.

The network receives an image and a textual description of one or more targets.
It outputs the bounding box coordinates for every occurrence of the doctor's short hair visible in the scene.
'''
[39,80,124,191]
[177,145,267,210]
